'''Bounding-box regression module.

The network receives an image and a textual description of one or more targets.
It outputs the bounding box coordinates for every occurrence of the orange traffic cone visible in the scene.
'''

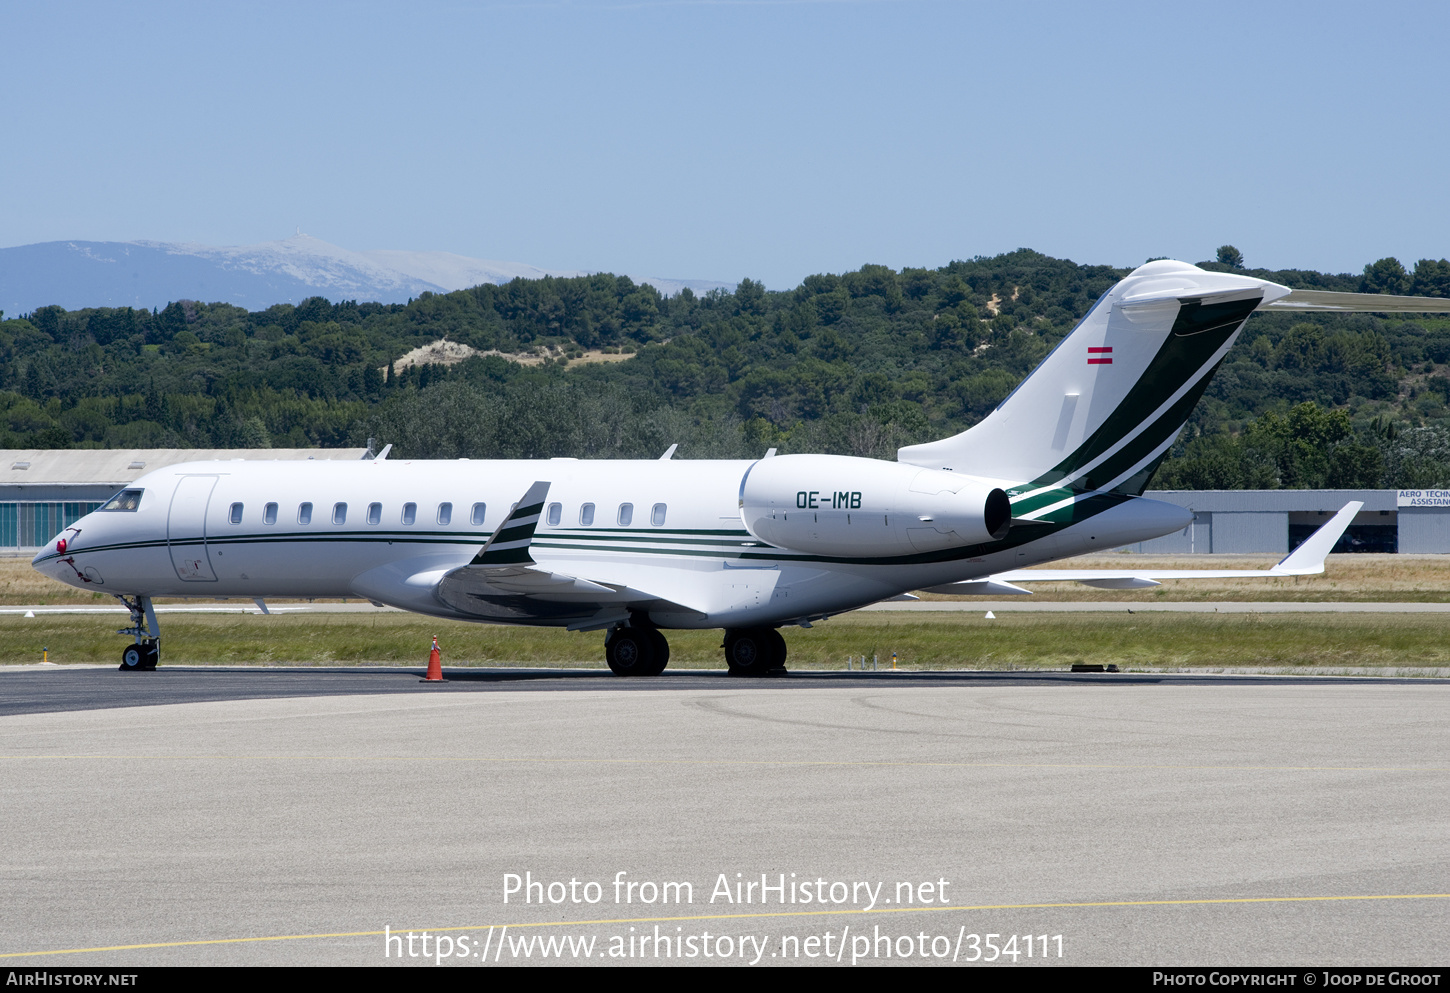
[422,636,445,683]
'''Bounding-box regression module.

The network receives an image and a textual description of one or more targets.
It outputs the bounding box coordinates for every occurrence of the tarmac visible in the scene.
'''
[1,664,1447,966]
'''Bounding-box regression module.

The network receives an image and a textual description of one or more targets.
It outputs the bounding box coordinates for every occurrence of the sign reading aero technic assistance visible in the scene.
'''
[1397,490,1450,507]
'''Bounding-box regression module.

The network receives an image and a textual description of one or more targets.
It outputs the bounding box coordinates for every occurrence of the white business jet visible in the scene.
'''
[32,260,1450,674]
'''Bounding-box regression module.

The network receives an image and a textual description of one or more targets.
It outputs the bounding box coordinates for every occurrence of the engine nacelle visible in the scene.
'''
[739,454,1012,558]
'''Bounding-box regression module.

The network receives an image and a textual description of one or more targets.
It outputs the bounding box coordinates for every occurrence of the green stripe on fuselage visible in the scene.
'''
[1026,296,1260,494]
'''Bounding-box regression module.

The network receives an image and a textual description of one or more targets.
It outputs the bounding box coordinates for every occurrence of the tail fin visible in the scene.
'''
[898,260,1291,497]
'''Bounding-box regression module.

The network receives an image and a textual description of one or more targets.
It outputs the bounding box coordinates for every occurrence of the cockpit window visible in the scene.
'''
[101,489,143,512]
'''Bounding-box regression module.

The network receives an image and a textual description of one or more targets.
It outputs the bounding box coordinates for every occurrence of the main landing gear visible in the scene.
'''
[602,621,789,678]
[605,624,670,677]
[723,627,787,677]
[116,595,159,671]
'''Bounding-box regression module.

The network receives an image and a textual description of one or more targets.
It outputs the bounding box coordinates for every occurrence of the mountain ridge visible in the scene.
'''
[0,234,733,315]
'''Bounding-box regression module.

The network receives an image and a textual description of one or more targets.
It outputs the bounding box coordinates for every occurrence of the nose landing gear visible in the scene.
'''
[116,595,159,671]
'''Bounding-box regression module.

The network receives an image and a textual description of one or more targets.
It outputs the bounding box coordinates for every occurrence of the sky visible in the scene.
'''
[3,0,1448,289]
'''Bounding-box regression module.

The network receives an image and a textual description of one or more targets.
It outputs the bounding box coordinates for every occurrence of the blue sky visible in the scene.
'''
[3,0,1447,288]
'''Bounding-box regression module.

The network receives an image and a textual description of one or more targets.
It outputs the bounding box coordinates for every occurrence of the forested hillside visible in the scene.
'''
[2,249,1449,488]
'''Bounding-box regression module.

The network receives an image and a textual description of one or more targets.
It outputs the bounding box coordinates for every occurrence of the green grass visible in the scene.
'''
[7,611,1450,671]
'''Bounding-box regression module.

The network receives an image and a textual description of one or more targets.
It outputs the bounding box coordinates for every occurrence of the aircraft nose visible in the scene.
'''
[32,538,62,568]
[32,526,85,582]
[32,542,66,583]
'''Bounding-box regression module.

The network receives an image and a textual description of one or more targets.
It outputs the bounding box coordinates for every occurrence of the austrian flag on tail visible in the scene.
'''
[1088,346,1112,365]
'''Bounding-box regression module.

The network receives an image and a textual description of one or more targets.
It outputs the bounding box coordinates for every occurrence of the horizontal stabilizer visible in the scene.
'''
[1261,290,1450,313]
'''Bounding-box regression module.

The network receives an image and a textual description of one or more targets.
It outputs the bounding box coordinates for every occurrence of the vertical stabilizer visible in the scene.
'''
[898,261,1291,497]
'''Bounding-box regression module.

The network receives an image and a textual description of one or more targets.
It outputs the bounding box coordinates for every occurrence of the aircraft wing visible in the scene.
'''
[921,501,1362,594]
[432,480,719,624]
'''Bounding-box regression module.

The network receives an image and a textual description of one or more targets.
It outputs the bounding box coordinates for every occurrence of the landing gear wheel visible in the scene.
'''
[120,645,144,670]
[762,628,787,670]
[724,627,787,677]
[120,642,159,671]
[605,628,657,677]
[116,596,159,671]
[641,629,670,677]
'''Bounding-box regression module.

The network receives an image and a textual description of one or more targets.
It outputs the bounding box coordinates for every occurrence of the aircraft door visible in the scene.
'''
[169,475,219,582]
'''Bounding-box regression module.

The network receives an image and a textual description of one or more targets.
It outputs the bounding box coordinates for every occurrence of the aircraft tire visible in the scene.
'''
[724,628,781,677]
[762,628,787,669]
[605,628,656,677]
[141,642,159,671]
[641,629,669,676]
[119,644,145,671]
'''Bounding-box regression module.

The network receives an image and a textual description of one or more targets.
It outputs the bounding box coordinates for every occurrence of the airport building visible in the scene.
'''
[1134,489,1450,555]
[0,448,369,551]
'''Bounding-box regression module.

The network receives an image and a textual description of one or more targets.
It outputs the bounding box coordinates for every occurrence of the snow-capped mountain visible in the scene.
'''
[0,235,732,315]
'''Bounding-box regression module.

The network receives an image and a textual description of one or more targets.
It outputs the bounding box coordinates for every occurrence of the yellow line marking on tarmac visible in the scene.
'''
[5,894,1448,959]
[0,754,1446,773]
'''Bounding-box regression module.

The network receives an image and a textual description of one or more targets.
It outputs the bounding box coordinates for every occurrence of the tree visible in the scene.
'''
[734,278,767,317]
[1216,245,1244,268]
[237,416,272,448]
[1360,257,1410,295]
[1411,258,1450,298]
[1155,402,1387,490]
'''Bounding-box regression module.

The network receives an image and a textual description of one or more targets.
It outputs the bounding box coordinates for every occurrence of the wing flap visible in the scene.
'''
[919,579,1034,596]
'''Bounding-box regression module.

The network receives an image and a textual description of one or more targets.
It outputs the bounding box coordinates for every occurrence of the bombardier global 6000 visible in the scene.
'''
[32,260,1449,675]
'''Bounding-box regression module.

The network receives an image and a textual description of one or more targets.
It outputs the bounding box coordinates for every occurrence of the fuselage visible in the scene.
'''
[32,456,1192,630]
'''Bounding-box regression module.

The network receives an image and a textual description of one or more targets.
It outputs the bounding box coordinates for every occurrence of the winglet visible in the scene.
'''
[470,481,551,566]
[1272,501,1362,575]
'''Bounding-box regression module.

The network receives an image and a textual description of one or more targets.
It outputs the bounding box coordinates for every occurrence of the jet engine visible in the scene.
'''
[739,454,1012,557]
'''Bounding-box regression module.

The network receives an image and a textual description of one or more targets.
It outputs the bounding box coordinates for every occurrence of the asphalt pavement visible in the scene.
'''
[1,667,1446,966]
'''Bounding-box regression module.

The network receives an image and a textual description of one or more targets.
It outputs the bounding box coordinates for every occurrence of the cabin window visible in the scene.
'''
[579,503,595,526]
[547,503,562,526]
[402,502,416,525]
[437,502,452,526]
[298,502,313,525]
[263,502,278,525]
[367,502,382,525]
[100,489,143,512]
[618,503,633,526]
[332,502,347,525]
[471,503,486,526]
[651,503,667,526]
[228,502,244,525]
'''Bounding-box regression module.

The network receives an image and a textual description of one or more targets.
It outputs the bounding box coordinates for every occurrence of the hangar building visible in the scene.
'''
[1134,489,1450,555]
